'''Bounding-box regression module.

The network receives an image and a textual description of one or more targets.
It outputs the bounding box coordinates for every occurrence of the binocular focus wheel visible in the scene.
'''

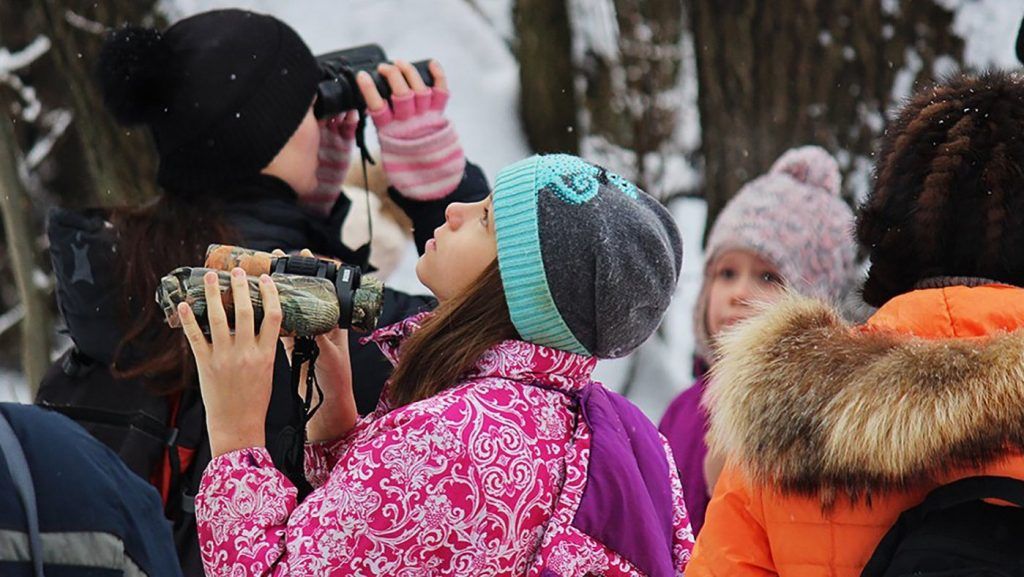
[275,256,320,277]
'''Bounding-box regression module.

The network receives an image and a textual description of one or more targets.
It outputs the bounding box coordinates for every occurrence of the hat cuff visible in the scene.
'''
[493,156,589,355]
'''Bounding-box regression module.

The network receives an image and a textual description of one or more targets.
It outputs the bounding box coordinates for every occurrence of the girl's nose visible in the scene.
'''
[729,278,754,306]
[445,203,466,229]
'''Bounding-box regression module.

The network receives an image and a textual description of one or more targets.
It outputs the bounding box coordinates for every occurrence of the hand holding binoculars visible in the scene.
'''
[157,245,384,337]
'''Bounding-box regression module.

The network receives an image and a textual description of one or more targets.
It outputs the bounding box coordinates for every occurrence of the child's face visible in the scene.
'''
[706,249,785,337]
[416,195,498,302]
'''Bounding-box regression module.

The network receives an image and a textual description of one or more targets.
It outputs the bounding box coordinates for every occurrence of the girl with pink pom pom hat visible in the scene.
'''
[658,145,858,535]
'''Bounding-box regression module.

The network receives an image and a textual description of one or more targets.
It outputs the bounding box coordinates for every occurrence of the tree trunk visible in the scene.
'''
[513,0,579,154]
[0,115,52,395]
[688,0,964,241]
[579,0,684,194]
[26,0,163,208]
[0,1,163,389]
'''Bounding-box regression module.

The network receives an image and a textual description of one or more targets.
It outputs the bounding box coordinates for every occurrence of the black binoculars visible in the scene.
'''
[314,44,434,119]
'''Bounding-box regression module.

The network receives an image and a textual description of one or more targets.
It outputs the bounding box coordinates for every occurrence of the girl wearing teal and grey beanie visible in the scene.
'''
[489,154,684,358]
[182,153,694,575]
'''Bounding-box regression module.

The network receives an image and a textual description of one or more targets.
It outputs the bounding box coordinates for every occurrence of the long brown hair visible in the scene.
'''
[387,262,519,407]
[109,194,239,394]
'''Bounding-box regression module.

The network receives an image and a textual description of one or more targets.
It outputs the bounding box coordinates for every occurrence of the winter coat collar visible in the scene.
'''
[217,175,369,266]
[367,312,597,397]
[707,286,1024,503]
[220,173,299,203]
[463,341,597,393]
[862,283,1024,338]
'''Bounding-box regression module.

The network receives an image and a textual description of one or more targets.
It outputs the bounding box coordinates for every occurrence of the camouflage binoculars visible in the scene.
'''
[156,245,384,336]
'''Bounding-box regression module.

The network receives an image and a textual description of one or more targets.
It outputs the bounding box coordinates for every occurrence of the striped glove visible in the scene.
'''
[371,87,465,201]
[305,112,358,216]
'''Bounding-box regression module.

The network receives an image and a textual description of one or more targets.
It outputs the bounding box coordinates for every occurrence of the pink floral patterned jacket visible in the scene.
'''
[196,314,694,576]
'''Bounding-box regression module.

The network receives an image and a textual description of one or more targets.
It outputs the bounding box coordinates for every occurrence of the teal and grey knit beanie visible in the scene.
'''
[493,154,683,359]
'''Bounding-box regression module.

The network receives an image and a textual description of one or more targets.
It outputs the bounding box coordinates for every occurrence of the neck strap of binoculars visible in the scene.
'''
[292,337,324,422]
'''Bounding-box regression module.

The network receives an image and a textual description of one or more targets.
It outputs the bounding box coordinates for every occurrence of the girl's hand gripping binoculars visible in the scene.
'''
[156,245,384,337]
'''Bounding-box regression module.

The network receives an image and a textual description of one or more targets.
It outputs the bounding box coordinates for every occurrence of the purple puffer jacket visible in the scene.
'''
[659,360,711,535]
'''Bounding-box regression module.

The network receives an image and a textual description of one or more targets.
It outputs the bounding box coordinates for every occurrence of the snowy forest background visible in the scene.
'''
[0,0,1021,418]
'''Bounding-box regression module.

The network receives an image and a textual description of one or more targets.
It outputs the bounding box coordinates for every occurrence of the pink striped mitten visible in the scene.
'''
[305,112,358,216]
[372,88,466,201]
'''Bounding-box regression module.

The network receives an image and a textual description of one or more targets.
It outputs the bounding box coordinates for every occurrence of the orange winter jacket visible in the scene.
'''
[686,285,1024,577]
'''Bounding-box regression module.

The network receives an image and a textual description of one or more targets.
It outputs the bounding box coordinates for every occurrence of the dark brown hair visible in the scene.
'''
[109,194,239,394]
[857,71,1024,307]
[387,262,519,407]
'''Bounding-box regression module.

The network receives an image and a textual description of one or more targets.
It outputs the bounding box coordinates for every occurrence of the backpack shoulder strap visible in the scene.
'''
[915,475,1024,514]
[862,475,1024,577]
[0,409,45,577]
[38,402,179,446]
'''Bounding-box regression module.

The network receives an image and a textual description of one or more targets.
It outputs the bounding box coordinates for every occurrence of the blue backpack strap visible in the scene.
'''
[0,409,45,577]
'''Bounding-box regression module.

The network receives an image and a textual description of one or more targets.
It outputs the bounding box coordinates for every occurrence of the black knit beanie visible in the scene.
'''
[857,70,1024,307]
[96,9,320,194]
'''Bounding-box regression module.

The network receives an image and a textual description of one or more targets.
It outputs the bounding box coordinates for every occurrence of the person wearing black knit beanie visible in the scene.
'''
[37,9,488,576]
[96,9,322,193]
[688,70,1024,576]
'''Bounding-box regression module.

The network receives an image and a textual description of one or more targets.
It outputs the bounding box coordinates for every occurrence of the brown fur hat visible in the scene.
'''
[857,71,1024,307]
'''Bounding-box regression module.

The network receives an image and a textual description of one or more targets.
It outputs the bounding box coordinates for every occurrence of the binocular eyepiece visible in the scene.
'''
[156,245,384,337]
[313,44,434,120]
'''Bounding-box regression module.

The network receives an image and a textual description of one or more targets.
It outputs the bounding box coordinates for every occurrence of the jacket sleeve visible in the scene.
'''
[685,463,777,577]
[388,161,489,254]
[302,417,374,489]
[197,416,492,576]
[195,448,296,576]
[661,437,696,574]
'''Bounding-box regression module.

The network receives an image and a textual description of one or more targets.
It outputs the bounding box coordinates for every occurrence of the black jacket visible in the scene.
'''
[37,163,488,575]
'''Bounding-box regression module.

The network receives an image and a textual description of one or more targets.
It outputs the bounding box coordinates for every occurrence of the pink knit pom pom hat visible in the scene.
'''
[693,145,857,361]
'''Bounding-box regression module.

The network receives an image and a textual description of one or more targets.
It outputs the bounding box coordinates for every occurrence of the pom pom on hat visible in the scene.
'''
[769,145,841,197]
[95,25,169,125]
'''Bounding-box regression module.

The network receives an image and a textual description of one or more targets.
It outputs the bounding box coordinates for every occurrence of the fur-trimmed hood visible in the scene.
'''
[706,291,1024,503]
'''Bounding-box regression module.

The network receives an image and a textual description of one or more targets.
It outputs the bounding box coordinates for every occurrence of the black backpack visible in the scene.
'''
[861,476,1024,577]
[37,349,207,576]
